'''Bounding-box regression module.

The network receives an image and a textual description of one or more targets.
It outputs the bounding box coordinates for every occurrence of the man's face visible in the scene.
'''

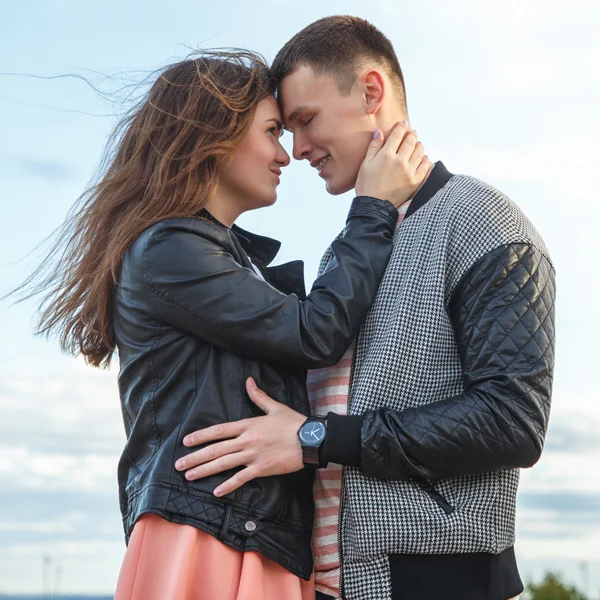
[280,65,373,196]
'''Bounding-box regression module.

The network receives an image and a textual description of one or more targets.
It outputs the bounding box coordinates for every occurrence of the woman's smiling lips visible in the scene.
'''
[270,168,281,184]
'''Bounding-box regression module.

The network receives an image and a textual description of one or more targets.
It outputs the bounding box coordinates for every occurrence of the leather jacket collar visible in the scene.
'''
[197,208,281,268]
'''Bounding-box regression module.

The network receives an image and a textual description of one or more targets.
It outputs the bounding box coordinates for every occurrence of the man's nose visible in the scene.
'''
[292,134,311,162]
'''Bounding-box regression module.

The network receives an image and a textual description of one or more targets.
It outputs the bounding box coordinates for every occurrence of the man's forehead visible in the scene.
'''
[279,84,318,126]
[279,75,316,109]
[279,68,336,123]
[281,100,315,118]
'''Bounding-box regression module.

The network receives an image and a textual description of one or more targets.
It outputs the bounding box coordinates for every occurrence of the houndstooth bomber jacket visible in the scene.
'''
[317,162,556,600]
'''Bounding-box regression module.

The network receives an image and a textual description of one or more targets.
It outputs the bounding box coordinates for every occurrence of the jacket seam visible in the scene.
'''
[124,483,309,530]
[168,337,198,486]
[146,319,162,454]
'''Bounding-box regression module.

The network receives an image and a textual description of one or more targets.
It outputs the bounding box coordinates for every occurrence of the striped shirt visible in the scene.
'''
[307,201,412,598]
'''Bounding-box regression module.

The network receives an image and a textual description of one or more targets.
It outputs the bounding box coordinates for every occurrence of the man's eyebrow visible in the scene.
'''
[285,104,312,126]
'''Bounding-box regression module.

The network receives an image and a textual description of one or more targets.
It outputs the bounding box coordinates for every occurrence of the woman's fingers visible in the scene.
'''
[408,140,425,169]
[363,128,385,163]
[381,121,411,155]
[416,155,433,179]
[396,131,419,162]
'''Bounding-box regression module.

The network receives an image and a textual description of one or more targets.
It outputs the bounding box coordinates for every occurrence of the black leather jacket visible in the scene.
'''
[113,196,398,579]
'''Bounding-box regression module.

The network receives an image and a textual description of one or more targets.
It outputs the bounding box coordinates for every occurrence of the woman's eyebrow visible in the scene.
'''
[266,118,283,130]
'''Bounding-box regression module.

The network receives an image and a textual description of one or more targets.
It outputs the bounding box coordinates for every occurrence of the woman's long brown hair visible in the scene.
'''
[14,50,275,369]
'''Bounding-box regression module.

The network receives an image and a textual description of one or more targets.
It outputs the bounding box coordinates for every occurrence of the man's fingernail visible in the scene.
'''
[186,470,195,481]
[248,377,256,390]
[413,130,418,135]
[175,458,185,470]
[372,128,381,139]
[401,120,408,125]
[214,487,223,497]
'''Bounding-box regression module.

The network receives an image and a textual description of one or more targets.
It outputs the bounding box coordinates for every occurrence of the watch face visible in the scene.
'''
[299,420,326,447]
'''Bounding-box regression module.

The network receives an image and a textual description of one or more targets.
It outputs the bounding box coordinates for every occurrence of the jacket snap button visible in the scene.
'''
[244,520,257,532]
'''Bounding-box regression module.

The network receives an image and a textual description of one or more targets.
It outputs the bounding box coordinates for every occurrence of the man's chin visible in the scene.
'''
[325,177,355,196]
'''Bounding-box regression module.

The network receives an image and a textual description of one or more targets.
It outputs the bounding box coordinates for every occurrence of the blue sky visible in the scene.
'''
[1,0,599,596]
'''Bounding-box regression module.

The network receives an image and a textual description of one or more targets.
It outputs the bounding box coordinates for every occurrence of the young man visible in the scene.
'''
[177,16,556,600]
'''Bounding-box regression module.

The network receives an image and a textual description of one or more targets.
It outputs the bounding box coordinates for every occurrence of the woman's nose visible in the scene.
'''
[277,144,291,167]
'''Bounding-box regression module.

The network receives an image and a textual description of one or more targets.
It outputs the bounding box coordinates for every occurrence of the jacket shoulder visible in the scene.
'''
[127,217,231,264]
[135,217,228,250]
[443,175,550,257]
[422,174,554,301]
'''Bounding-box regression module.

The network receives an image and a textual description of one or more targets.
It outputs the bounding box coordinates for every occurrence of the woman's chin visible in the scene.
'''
[241,194,277,214]
[257,193,278,209]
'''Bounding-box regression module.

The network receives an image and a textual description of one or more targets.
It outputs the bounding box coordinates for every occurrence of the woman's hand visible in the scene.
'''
[175,378,306,497]
[355,121,432,209]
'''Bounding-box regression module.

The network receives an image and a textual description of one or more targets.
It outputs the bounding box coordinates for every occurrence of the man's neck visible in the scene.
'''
[376,102,410,140]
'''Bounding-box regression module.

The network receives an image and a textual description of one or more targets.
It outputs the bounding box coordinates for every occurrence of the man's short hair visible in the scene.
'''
[271,15,407,110]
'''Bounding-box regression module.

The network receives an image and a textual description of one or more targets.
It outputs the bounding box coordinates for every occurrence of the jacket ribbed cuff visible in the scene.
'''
[320,412,364,467]
[349,197,398,229]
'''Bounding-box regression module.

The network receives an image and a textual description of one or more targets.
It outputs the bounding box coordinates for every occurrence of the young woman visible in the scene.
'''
[26,50,429,599]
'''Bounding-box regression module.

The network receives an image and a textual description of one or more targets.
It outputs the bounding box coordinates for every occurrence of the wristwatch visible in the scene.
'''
[297,416,327,467]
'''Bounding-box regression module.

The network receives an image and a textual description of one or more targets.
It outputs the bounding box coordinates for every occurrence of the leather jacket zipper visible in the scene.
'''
[413,476,455,515]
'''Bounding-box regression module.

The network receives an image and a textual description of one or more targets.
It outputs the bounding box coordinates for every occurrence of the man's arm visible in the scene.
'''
[321,243,556,480]
[177,243,555,496]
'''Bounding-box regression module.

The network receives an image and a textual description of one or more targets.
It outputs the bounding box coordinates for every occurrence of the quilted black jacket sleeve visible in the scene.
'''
[321,243,556,480]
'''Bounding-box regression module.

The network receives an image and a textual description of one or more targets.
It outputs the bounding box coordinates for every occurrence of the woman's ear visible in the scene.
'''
[362,69,385,116]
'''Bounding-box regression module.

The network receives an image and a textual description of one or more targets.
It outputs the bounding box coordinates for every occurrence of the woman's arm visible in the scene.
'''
[142,124,428,368]
[141,196,397,369]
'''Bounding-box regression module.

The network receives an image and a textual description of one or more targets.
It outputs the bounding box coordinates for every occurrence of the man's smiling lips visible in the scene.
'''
[310,155,331,174]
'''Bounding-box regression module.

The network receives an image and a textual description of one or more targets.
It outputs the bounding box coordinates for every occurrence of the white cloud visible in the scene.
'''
[0,445,118,492]
[0,512,87,534]
[0,540,125,595]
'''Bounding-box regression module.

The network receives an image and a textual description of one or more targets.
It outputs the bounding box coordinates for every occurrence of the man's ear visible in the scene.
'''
[362,69,385,115]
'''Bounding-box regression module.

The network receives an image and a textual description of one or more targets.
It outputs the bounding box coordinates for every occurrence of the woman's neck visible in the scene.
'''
[202,196,240,228]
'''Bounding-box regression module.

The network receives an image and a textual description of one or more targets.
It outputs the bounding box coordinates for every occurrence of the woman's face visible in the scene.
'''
[217,97,290,214]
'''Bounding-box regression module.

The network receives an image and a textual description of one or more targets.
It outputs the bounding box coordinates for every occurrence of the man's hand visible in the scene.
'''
[175,377,307,497]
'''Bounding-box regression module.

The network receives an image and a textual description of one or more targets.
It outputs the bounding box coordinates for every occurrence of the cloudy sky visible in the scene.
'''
[1,0,599,596]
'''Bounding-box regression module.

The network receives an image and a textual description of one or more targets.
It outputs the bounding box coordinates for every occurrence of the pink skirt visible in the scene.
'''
[114,513,316,600]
